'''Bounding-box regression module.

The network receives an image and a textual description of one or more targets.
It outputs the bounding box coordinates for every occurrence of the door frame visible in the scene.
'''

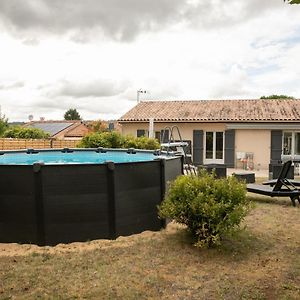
[203,131,225,164]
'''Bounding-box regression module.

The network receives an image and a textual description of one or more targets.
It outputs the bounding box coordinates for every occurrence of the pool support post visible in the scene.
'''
[33,162,46,246]
[159,158,166,229]
[106,161,116,240]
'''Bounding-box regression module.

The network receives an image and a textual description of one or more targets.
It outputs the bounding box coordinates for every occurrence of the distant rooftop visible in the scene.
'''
[24,120,80,136]
[119,99,300,122]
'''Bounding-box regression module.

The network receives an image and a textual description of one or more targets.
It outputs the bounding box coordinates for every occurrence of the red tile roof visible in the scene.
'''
[118,99,300,122]
[64,123,91,137]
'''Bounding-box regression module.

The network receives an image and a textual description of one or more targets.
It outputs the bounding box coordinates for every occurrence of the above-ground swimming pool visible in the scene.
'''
[0,148,162,165]
[0,148,183,246]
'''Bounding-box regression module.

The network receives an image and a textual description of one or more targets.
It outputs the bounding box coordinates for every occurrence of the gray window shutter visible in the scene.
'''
[193,130,203,165]
[108,123,114,131]
[271,130,282,163]
[225,129,235,168]
[137,129,145,137]
[160,129,169,143]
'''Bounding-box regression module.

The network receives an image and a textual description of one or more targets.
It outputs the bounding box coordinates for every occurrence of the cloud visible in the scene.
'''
[1,0,299,122]
[0,0,284,42]
[169,0,283,30]
[208,64,250,98]
[0,0,184,41]
[55,80,128,98]
[37,79,130,101]
[0,81,24,90]
[22,38,40,46]
[20,95,135,121]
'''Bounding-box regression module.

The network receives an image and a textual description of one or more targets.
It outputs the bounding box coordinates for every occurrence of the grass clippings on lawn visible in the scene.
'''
[0,197,300,300]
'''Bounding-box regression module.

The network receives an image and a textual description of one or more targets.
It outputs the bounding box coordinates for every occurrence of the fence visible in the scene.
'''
[0,138,80,150]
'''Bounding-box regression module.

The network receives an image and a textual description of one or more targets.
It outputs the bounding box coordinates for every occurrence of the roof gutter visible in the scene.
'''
[226,123,300,130]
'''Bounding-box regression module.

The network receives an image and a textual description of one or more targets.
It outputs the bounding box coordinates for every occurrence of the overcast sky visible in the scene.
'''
[0,0,300,121]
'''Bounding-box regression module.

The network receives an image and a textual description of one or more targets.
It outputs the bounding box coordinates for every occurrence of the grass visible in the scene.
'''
[0,196,300,299]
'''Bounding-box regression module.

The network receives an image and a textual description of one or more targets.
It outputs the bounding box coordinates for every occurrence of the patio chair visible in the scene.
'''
[183,164,198,176]
[262,179,300,187]
[262,166,300,185]
[246,160,300,206]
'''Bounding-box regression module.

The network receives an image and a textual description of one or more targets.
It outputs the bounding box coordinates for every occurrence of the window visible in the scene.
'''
[137,129,146,137]
[283,132,292,155]
[295,133,300,155]
[216,132,224,159]
[155,131,161,142]
[205,132,213,159]
[204,131,224,163]
[283,131,300,156]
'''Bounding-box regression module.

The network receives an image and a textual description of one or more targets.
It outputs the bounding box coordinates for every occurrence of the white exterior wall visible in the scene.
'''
[121,122,226,141]
[121,122,272,170]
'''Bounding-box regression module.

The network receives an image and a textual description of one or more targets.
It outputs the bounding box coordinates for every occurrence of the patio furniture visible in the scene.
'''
[269,163,294,179]
[183,164,198,176]
[233,172,255,183]
[262,179,300,187]
[200,164,227,178]
[246,161,300,206]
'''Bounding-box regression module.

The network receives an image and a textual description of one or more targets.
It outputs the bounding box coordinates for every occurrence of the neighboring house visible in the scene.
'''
[85,120,122,132]
[24,120,91,140]
[118,99,300,170]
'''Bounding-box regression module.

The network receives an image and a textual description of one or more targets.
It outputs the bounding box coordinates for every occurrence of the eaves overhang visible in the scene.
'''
[118,119,300,124]
[226,123,300,130]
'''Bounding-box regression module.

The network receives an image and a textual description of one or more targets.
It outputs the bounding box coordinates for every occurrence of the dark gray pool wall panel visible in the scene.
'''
[0,156,182,246]
[0,165,38,244]
[114,161,162,237]
[41,164,110,246]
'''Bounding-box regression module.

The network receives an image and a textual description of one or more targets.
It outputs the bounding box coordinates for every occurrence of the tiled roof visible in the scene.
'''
[64,123,91,137]
[118,99,300,122]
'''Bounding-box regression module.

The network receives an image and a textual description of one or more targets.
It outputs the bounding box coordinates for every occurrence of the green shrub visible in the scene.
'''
[159,170,250,248]
[79,131,160,150]
[78,131,125,148]
[126,136,160,150]
[101,131,125,148]
[3,127,50,139]
[123,134,138,148]
[78,132,106,148]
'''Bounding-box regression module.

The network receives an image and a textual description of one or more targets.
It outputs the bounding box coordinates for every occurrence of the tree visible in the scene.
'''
[64,108,81,120]
[284,0,300,4]
[88,120,108,132]
[0,115,9,137]
[260,95,295,99]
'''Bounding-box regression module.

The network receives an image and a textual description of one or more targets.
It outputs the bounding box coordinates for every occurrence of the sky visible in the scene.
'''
[0,0,300,122]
